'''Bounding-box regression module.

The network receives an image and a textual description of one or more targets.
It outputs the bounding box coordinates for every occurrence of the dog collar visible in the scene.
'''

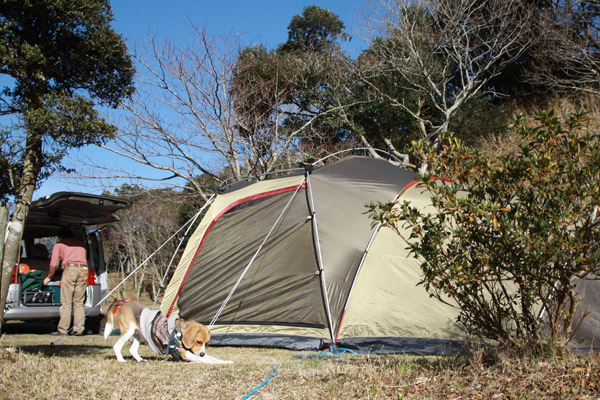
[166,318,191,360]
[167,329,182,352]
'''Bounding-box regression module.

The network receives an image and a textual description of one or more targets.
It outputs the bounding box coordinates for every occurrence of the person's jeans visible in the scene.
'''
[58,266,88,334]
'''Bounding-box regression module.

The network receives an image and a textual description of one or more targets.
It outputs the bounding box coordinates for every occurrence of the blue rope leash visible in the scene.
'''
[239,347,357,399]
[293,347,357,363]
[241,365,277,400]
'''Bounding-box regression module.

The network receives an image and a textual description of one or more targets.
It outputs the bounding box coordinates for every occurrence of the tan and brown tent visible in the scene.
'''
[160,156,468,354]
[160,155,600,353]
[161,157,600,354]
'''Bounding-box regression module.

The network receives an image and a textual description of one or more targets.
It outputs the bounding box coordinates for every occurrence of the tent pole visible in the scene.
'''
[333,190,404,343]
[305,168,336,343]
[334,222,383,342]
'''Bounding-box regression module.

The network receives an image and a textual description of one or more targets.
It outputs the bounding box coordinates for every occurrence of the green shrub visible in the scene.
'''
[369,110,600,354]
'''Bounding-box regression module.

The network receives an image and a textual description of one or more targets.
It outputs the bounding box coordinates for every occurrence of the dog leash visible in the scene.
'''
[293,346,357,362]
[239,346,357,399]
[240,365,278,400]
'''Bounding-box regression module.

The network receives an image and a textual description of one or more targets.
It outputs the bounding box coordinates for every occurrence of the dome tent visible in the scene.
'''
[160,156,467,354]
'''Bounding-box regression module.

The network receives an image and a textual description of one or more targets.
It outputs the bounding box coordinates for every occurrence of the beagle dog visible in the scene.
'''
[103,299,232,364]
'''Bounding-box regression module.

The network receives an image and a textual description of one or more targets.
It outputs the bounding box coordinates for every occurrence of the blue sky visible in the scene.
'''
[111,1,367,55]
[33,0,369,199]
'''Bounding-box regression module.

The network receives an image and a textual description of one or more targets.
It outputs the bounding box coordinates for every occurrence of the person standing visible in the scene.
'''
[43,227,88,336]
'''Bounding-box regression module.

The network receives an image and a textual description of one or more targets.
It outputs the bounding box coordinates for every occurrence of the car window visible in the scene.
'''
[20,231,87,266]
[32,241,51,258]
[19,238,53,273]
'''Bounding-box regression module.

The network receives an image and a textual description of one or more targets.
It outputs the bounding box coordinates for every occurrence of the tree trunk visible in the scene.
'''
[0,130,43,331]
[0,205,9,328]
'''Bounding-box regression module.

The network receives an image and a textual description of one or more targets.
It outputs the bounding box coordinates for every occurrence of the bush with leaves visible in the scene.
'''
[369,110,600,354]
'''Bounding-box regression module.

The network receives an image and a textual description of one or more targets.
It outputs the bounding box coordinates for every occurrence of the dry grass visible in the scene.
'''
[477,95,600,160]
[1,322,599,399]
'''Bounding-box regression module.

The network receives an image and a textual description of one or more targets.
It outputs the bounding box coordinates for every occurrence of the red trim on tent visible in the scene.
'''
[401,179,420,193]
[398,176,452,197]
[398,179,448,209]
[166,183,308,317]
[333,309,346,344]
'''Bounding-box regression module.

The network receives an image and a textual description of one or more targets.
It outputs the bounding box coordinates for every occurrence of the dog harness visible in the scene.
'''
[112,299,135,316]
[139,309,190,361]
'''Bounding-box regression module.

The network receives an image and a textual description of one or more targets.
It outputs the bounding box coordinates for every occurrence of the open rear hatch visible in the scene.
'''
[27,192,129,226]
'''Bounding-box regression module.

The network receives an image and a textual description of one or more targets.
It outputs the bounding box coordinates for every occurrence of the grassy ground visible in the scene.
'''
[1,322,599,399]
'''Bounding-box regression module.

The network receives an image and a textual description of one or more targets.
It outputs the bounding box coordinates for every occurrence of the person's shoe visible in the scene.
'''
[71,331,84,336]
[50,331,61,335]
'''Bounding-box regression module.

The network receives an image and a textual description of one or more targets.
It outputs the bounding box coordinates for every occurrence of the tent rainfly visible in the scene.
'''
[160,156,600,354]
[160,156,465,354]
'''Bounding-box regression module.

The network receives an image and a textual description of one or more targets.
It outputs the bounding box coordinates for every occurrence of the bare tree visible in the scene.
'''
[106,189,181,303]
[79,24,354,199]
[361,0,535,141]
[95,27,244,201]
[525,0,600,96]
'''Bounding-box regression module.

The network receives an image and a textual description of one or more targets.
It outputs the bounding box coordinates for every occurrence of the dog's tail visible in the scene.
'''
[103,299,129,340]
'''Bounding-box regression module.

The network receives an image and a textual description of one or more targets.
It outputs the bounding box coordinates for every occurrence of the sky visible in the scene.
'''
[32,0,370,200]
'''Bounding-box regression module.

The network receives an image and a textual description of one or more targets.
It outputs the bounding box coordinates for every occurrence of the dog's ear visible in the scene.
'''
[180,325,196,350]
[181,323,210,349]
[181,325,200,348]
